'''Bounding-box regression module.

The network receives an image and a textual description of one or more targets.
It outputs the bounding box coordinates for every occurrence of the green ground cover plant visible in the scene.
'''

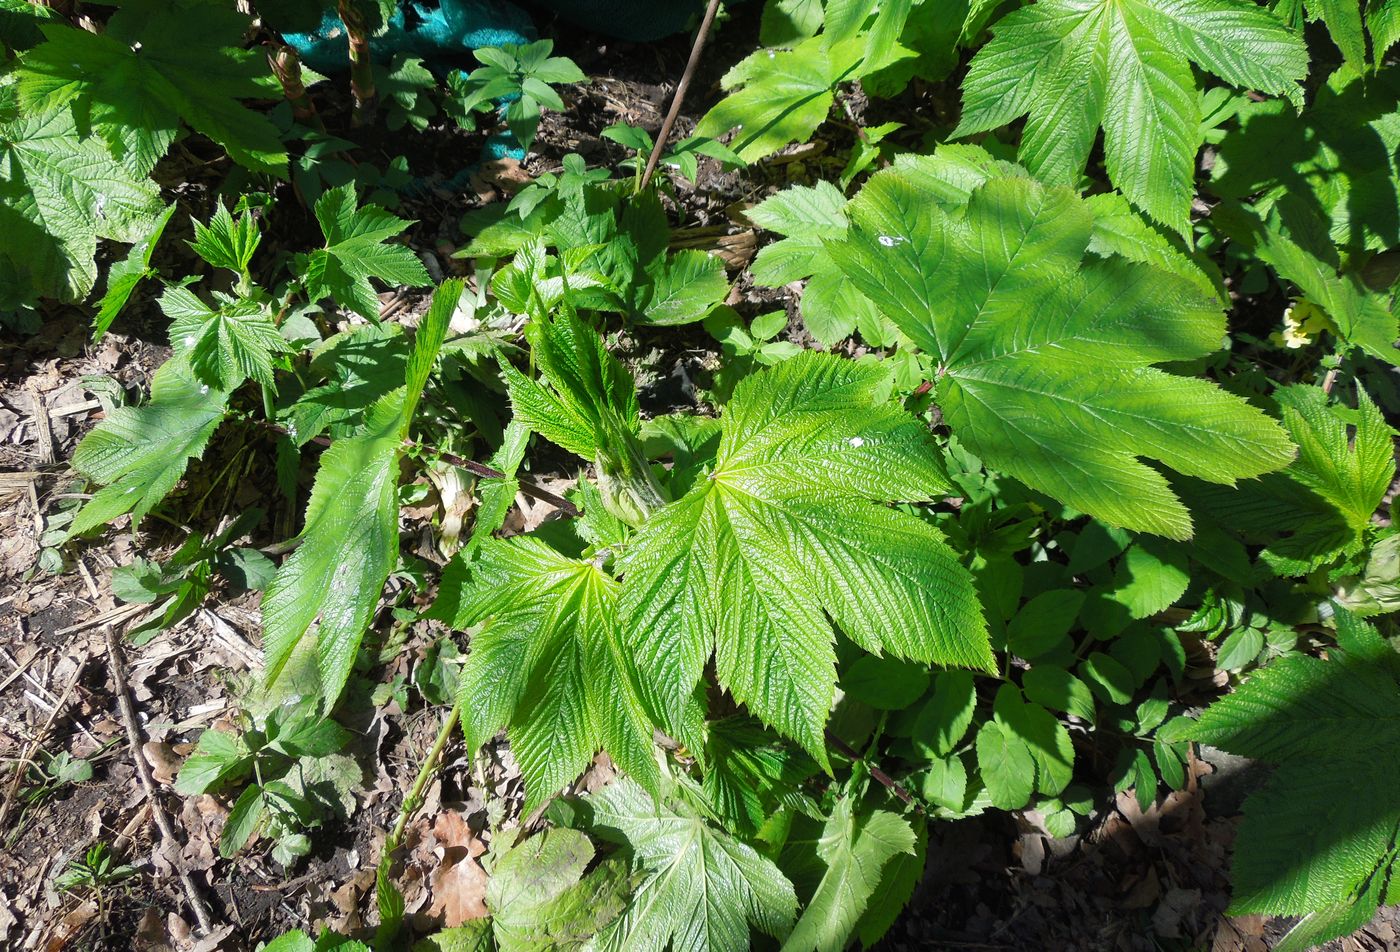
[6,0,1400,948]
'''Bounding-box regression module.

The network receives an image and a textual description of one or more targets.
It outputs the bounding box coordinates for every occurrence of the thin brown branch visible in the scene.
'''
[74,561,216,934]
[825,728,923,813]
[102,622,217,935]
[639,0,723,192]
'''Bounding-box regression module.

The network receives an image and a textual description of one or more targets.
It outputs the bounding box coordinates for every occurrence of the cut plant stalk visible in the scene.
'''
[336,0,377,125]
[266,41,324,132]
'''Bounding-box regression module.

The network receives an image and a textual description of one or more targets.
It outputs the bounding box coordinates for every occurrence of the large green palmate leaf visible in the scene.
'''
[1186,614,1400,946]
[579,778,798,952]
[430,535,660,812]
[303,185,432,321]
[826,157,1294,539]
[0,99,164,306]
[69,360,229,536]
[15,0,284,177]
[619,351,992,766]
[261,281,461,702]
[779,798,916,952]
[955,0,1307,232]
[695,34,865,163]
[161,287,289,391]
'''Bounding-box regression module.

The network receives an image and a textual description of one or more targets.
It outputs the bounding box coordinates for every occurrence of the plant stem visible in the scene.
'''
[389,700,461,848]
[640,0,722,191]
[266,41,324,132]
[825,728,922,813]
[336,0,376,126]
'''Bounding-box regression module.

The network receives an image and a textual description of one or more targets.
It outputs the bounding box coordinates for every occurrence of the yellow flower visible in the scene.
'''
[1271,299,1335,349]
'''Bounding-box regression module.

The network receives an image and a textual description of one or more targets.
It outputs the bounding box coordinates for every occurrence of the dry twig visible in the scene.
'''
[640,0,723,192]
[101,622,216,935]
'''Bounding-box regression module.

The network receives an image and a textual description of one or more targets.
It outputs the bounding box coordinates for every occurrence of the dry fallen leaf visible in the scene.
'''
[142,742,181,785]
[427,811,489,926]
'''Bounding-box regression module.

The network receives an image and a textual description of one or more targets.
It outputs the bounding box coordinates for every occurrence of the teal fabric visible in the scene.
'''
[282,0,708,165]
[284,0,535,74]
[283,0,707,71]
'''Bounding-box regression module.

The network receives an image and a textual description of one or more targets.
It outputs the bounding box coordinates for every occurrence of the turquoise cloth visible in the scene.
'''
[283,0,536,74]
[281,0,708,163]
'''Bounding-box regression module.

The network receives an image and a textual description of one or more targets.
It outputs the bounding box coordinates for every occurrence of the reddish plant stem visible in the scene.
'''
[825,728,922,812]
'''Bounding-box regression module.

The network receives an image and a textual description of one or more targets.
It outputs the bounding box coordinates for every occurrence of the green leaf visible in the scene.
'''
[1191,618,1400,926]
[69,360,229,535]
[1276,384,1396,546]
[581,778,798,952]
[1303,0,1368,70]
[840,655,929,710]
[15,4,285,177]
[0,104,164,306]
[1371,0,1400,58]
[1080,651,1137,706]
[285,323,410,445]
[747,181,882,346]
[412,925,494,952]
[696,35,864,163]
[1022,666,1097,723]
[854,811,925,947]
[173,729,251,795]
[1216,626,1265,671]
[439,536,659,813]
[220,783,266,857]
[955,0,1306,230]
[190,202,260,276]
[993,685,1074,797]
[1006,589,1084,658]
[620,352,991,766]
[975,719,1035,809]
[262,282,461,703]
[920,754,969,811]
[702,717,820,834]
[487,828,628,951]
[910,670,978,757]
[828,160,1294,539]
[780,798,916,952]
[92,202,176,341]
[762,0,824,45]
[163,287,288,391]
[304,185,431,320]
[636,250,728,326]
[1106,539,1190,619]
